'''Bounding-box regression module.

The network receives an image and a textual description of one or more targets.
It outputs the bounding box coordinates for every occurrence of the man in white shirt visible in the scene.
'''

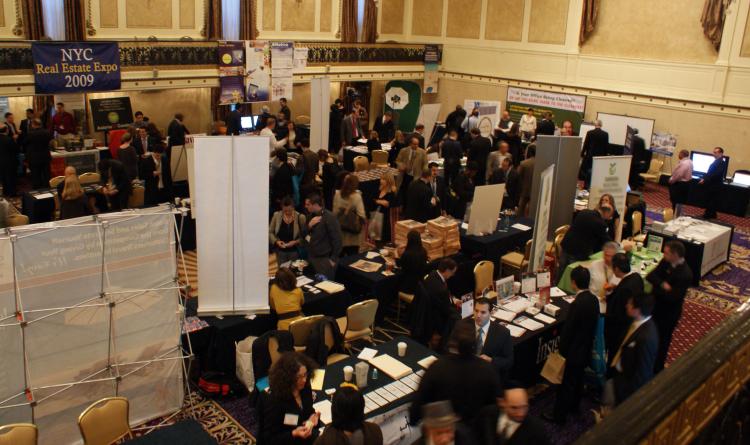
[460,297,514,383]
[261,116,287,155]
[589,241,621,313]
[461,108,480,133]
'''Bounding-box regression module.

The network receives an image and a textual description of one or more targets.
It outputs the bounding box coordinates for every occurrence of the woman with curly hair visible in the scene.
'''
[261,352,321,445]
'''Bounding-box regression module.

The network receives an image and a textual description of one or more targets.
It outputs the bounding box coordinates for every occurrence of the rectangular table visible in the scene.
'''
[21,184,103,223]
[125,419,217,444]
[50,147,108,176]
[647,217,733,283]
[343,145,370,171]
[459,216,535,269]
[678,179,750,217]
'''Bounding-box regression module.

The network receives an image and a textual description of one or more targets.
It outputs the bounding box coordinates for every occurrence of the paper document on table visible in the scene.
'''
[369,354,413,380]
[364,398,378,414]
[315,281,346,294]
[550,287,567,297]
[390,381,414,395]
[492,308,516,322]
[384,382,407,398]
[35,193,54,199]
[400,376,420,391]
[501,296,531,314]
[365,251,380,259]
[296,276,313,287]
[534,313,556,324]
[358,347,378,361]
[506,324,527,337]
[365,392,386,407]
[310,369,325,391]
[313,400,333,425]
[417,355,438,369]
[515,316,544,331]
[375,387,398,403]
[511,223,532,231]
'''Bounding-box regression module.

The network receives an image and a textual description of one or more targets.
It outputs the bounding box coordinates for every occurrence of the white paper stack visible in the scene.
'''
[315,280,346,294]
[417,355,438,369]
[505,324,527,337]
[534,313,556,324]
[492,308,516,322]
[515,317,544,331]
[313,400,333,424]
[369,354,413,380]
[501,297,531,314]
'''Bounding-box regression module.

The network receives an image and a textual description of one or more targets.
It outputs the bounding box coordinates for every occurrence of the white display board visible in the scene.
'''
[463,99,502,136]
[589,155,632,242]
[529,165,555,272]
[597,112,654,146]
[310,77,331,151]
[194,136,270,314]
[467,183,505,236]
[416,103,441,144]
[0,206,184,445]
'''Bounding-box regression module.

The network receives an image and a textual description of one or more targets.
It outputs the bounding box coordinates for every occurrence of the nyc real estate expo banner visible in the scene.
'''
[32,42,121,94]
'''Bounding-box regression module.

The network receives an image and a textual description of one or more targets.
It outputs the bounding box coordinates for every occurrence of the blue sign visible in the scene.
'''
[32,42,121,94]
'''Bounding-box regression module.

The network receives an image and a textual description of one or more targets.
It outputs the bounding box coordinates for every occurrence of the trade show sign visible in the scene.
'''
[589,155,632,242]
[507,87,586,133]
[32,42,121,94]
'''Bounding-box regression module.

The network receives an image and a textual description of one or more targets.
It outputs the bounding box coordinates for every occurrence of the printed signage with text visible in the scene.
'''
[506,87,586,133]
[32,42,121,94]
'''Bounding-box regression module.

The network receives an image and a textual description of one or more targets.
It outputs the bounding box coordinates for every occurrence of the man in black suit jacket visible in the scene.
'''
[422,259,460,342]
[605,253,644,361]
[340,109,363,147]
[19,108,34,148]
[132,127,159,156]
[408,124,426,149]
[372,111,395,143]
[167,113,189,151]
[0,124,18,196]
[558,206,612,279]
[475,387,551,445]
[699,146,726,219]
[647,240,693,373]
[461,297,513,382]
[428,162,448,218]
[441,130,464,186]
[25,119,53,189]
[611,293,659,405]
[467,128,492,185]
[547,267,600,424]
[405,169,435,223]
[580,120,609,187]
[410,321,502,427]
[445,105,467,136]
[535,112,556,136]
[501,157,520,210]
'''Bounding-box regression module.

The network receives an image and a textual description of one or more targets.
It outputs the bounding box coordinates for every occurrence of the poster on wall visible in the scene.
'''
[529,164,555,273]
[89,97,133,130]
[463,99,501,136]
[293,46,309,73]
[506,87,586,133]
[589,155,632,242]
[271,41,294,100]
[384,81,422,133]
[423,45,439,94]
[245,41,270,102]
[218,41,245,76]
[32,42,121,94]
[219,76,245,105]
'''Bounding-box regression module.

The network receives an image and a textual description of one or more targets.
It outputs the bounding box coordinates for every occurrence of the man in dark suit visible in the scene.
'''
[278,97,291,122]
[699,146,726,219]
[328,100,344,151]
[611,292,659,405]
[517,144,536,216]
[467,128,492,186]
[140,145,173,207]
[428,162,448,218]
[408,123,426,149]
[405,169,435,223]
[0,124,18,197]
[410,321,502,427]
[546,267,600,424]
[449,162,477,219]
[422,258,460,344]
[605,253,644,361]
[225,106,242,135]
[628,129,650,189]
[558,205,612,279]
[476,387,551,445]
[445,105,467,136]
[167,113,189,151]
[501,157,520,210]
[340,109,362,147]
[304,193,342,278]
[372,111,395,143]
[536,111,556,136]
[441,130,463,186]
[460,297,513,383]
[580,120,609,188]
[647,240,693,373]
[19,108,34,148]
[25,119,53,189]
[132,127,158,156]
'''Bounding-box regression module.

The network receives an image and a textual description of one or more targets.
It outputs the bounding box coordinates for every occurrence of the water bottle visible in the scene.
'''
[372,368,379,380]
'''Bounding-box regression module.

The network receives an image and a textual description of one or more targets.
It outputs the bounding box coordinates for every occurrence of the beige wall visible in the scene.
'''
[380,0,405,36]
[265,81,342,122]
[484,0,524,42]
[528,0,568,44]
[281,0,316,32]
[412,0,442,36]
[446,0,481,39]
[742,6,750,57]
[581,0,717,63]
[87,0,204,39]
[258,0,338,40]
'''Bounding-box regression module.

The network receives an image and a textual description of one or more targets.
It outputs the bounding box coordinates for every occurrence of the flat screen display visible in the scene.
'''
[690,151,728,179]
[733,172,750,186]
[240,116,256,130]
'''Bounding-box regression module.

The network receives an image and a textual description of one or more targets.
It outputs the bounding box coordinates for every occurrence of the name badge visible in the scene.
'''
[283,413,299,426]
[305,235,311,243]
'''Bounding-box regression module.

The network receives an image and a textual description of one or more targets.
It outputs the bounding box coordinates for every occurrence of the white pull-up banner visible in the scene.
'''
[194,136,270,314]
[589,155,632,243]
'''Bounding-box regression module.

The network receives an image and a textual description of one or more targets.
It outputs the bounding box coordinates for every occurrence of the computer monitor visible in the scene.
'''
[240,115,258,131]
[733,172,750,187]
[690,150,729,179]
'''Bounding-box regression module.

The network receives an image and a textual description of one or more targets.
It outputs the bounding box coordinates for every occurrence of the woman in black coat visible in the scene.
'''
[397,230,428,295]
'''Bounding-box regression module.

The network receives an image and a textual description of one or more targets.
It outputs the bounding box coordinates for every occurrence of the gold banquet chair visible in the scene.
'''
[473,260,497,299]
[663,207,674,223]
[337,299,379,347]
[49,176,65,189]
[289,315,324,352]
[501,239,533,279]
[631,210,647,243]
[0,423,38,445]
[78,397,133,445]
[639,159,664,189]
[78,172,101,185]
[7,214,29,227]
[323,322,350,365]
[353,156,370,172]
[371,150,389,168]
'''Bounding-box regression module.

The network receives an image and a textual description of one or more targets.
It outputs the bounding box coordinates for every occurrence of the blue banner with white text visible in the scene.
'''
[32,42,121,94]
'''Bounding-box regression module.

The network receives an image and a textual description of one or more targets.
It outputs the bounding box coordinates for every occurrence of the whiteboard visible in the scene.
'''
[416,103,441,144]
[596,112,654,146]
[579,123,595,145]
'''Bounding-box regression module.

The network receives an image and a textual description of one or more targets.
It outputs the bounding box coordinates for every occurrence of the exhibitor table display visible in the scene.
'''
[647,216,733,284]
[50,146,109,176]
[459,216,534,264]
[557,249,662,294]
[677,179,750,217]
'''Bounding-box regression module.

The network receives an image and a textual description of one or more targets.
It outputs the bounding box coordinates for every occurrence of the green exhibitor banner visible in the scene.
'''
[384,80,421,132]
[506,87,586,133]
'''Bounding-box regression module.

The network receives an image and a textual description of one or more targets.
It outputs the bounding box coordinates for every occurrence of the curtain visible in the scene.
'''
[361,0,377,43]
[701,0,729,51]
[579,0,599,45]
[340,0,358,42]
[42,0,65,39]
[22,0,46,39]
[222,0,239,40]
[239,0,257,40]
[206,0,223,40]
[64,0,86,40]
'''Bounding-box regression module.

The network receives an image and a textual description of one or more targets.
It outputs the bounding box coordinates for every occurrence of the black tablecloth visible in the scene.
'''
[22,185,105,223]
[319,336,435,418]
[343,147,368,171]
[459,216,535,264]
[679,179,750,217]
[125,420,217,444]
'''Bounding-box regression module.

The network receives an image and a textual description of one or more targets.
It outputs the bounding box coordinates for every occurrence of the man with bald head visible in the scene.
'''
[476,387,550,445]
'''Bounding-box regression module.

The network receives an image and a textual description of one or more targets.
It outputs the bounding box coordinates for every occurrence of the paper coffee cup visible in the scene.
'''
[343,366,353,382]
[512,282,521,294]
[397,342,407,357]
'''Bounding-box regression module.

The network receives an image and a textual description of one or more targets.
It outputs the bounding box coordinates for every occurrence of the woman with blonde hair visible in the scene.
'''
[597,193,620,238]
[371,170,397,245]
[59,175,90,219]
[333,173,366,257]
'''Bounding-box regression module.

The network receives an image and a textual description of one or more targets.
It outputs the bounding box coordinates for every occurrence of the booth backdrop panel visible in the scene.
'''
[311,78,331,151]
[118,350,184,426]
[529,164,554,272]
[596,112,654,147]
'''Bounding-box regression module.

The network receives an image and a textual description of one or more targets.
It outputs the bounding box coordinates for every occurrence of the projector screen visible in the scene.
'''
[597,112,655,147]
